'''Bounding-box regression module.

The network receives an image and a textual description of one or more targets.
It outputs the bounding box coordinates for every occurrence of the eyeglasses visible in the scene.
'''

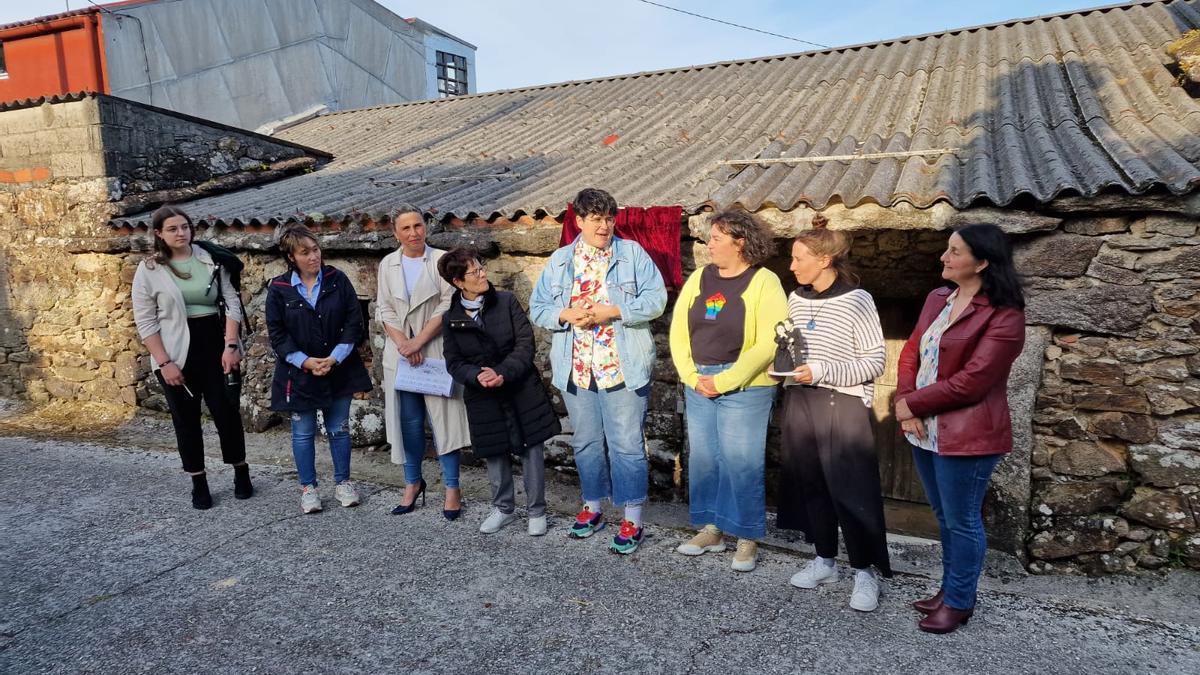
[465,265,487,278]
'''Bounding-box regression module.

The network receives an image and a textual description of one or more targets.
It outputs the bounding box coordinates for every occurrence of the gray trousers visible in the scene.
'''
[486,443,546,517]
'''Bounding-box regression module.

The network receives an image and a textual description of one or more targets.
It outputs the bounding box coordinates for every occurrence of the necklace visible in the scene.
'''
[804,275,840,330]
[806,299,827,330]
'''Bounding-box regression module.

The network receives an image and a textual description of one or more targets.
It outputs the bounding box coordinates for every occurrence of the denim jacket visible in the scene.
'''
[529,236,667,392]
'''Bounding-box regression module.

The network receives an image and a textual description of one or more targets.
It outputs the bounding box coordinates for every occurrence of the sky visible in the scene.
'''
[6,0,1116,93]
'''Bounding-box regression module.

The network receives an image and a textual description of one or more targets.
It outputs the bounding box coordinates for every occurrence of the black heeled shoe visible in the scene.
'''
[391,478,426,515]
[443,488,462,521]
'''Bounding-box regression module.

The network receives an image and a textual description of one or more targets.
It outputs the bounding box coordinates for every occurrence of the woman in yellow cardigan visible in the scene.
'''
[670,208,787,572]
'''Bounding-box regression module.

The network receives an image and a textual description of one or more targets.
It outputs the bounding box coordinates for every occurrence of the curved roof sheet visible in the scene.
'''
[115,0,1200,227]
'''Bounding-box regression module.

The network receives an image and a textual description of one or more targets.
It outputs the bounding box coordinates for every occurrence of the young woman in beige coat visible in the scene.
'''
[131,205,253,509]
[377,205,470,519]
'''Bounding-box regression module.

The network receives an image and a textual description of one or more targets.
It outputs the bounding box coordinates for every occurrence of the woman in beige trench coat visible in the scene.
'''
[377,204,470,520]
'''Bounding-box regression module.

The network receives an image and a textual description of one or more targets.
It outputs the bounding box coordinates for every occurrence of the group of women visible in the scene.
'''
[133,191,1026,635]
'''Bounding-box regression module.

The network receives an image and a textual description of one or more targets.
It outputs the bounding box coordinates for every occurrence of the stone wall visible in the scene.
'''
[0,95,322,412]
[1020,214,1200,574]
[96,96,317,202]
[0,97,132,405]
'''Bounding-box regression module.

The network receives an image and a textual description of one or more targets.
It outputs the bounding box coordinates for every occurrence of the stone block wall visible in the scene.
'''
[0,95,323,410]
[1019,214,1200,573]
[95,96,313,197]
[0,98,133,404]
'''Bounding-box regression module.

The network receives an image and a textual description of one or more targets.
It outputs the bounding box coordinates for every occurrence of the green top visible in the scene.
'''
[168,256,219,318]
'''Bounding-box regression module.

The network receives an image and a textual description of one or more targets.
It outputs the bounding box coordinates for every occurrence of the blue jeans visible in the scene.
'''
[290,395,353,487]
[684,363,775,540]
[911,447,1002,611]
[562,383,649,507]
[398,390,460,489]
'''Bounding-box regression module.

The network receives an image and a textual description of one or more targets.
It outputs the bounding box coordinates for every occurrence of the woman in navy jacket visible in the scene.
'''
[895,223,1026,634]
[438,249,561,536]
[266,226,373,514]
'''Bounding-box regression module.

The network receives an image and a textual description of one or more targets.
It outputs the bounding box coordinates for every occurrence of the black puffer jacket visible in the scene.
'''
[442,285,561,458]
[265,265,372,412]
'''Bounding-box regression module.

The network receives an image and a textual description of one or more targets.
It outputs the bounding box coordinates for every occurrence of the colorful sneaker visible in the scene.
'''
[609,520,644,555]
[568,507,604,539]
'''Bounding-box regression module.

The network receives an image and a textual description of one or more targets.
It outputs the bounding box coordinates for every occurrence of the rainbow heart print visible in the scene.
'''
[704,292,726,320]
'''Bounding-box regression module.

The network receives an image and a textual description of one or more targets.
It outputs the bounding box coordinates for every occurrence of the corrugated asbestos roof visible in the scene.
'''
[0,91,96,112]
[115,0,1200,227]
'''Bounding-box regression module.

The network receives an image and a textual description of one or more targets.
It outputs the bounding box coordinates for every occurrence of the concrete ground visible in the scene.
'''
[1,411,1199,673]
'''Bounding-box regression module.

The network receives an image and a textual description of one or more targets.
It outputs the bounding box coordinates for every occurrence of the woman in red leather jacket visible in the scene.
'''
[895,223,1026,634]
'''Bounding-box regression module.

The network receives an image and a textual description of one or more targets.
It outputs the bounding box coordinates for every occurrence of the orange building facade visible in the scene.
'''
[0,3,153,102]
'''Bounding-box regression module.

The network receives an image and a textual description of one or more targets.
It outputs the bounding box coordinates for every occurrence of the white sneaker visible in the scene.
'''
[849,569,880,612]
[334,481,361,507]
[790,558,838,589]
[300,485,322,514]
[479,508,516,534]
[528,515,548,536]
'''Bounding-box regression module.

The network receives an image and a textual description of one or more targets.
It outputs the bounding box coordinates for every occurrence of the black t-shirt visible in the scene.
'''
[688,265,757,365]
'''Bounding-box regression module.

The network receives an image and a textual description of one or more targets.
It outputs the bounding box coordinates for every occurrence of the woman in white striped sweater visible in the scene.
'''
[774,220,892,612]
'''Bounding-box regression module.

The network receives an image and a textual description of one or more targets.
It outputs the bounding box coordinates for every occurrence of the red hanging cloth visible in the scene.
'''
[559,204,684,290]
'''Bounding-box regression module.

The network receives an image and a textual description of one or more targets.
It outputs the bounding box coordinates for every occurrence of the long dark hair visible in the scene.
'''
[150,205,194,279]
[954,223,1025,309]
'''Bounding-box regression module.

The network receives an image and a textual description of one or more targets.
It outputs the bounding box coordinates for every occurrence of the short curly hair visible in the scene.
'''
[710,208,776,266]
[437,247,481,285]
[572,188,618,220]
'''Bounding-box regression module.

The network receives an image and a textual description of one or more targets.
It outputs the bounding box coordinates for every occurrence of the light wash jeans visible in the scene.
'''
[562,383,650,507]
[397,389,460,488]
[684,363,775,539]
[911,448,1002,611]
[291,395,352,487]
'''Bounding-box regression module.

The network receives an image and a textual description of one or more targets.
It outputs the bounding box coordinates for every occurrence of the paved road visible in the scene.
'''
[2,437,1199,674]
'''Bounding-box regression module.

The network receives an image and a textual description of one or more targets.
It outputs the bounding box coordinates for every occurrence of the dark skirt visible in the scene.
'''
[777,385,892,576]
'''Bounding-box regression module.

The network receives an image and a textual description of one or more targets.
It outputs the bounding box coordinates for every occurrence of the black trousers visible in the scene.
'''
[155,314,246,473]
[777,386,892,576]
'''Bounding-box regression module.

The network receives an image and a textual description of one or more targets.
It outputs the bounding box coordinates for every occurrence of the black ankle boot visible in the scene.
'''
[233,464,254,500]
[191,473,213,510]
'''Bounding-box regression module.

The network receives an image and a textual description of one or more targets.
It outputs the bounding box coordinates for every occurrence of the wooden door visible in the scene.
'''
[871,301,927,503]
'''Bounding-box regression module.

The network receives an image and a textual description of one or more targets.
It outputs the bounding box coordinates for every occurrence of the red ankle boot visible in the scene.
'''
[918,604,973,634]
[912,589,944,615]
